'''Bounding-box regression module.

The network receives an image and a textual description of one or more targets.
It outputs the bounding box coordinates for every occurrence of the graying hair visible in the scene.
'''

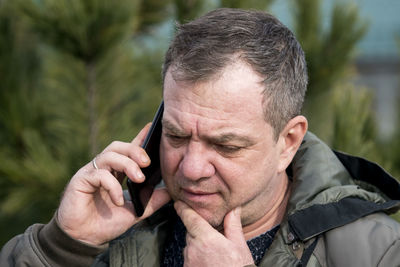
[162,8,308,139]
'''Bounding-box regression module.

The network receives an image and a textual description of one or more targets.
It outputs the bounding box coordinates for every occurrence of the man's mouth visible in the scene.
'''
[181,187,219,203]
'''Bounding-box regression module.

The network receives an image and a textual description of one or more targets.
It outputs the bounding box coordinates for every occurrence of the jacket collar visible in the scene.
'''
[286,132,400,241]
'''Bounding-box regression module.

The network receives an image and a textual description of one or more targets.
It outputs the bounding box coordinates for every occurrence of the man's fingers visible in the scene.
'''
[223,207,254,265]
[142,187,172,217]
[76,169,125,206]
[92,151,147,183]
[223,207,246,244]
[102,141,150,169]
[87,123,152,186]
[174,201,214,238]
[131,122,152,146]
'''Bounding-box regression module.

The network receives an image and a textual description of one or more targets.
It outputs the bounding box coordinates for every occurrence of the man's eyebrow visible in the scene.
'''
[162,119,188,136]
[207,133,255,147]
[162,119,255,146]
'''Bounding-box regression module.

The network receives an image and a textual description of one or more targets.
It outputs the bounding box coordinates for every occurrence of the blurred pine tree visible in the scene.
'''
[20,0,142,155]
[293,0,368,141]
[385,81,400,179]
[389,98,400,221]
[330,83,379,160]
[221,0,274,10]
[174,0,206,22]
[0,0,167,245]
[388,40,400,179]
[0,1,54,244]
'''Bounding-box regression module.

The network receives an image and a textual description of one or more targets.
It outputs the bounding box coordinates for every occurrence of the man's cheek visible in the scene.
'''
[162,177,178,198]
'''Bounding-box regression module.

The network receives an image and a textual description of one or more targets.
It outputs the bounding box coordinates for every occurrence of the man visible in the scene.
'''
[1,8,400,267]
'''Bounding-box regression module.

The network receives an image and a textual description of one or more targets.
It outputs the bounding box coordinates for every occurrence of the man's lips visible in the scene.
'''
[181,187,219,203]
[183,187,215,195]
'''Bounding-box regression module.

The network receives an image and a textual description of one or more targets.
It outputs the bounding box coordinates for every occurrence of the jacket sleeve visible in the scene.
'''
[377,238,400,267]
[0,214,107,267]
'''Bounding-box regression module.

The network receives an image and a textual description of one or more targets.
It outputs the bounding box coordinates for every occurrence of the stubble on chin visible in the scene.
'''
[166,182,230,229]
[187,201,230,229]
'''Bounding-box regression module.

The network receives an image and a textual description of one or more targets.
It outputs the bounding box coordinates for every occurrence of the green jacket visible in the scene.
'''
[2,132,400,266]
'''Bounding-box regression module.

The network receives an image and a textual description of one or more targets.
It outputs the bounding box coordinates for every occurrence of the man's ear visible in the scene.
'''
[277,116,308,173]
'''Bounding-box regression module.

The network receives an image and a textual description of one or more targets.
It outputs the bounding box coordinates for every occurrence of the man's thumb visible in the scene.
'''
[224,207,246,244]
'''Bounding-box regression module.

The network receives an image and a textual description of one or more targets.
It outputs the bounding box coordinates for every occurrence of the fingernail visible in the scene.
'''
[118,196,124,206]
[233,206,241,216]
[141,153,150,164]
[137,171,145,180]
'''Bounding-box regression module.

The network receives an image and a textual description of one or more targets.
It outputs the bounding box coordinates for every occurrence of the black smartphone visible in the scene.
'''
[127,101,164,217]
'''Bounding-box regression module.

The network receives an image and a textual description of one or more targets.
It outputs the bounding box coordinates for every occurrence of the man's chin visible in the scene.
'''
[172,194,228,228]
[191,206,225,229]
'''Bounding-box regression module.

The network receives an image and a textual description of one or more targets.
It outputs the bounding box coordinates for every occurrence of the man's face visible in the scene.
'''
[160,61,286,228]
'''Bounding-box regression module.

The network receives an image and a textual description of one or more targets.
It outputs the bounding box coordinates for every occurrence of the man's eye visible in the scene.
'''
[165,134,187,146]
[215,144,242,154]
[166,134,183,140]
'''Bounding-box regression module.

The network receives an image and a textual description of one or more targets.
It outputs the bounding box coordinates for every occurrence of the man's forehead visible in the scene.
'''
[164,60,265,97]
[162,60,269,139]
[165,69,264,105]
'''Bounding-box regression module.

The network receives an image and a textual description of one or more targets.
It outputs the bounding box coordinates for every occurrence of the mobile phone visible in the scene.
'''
[127,101,164,217]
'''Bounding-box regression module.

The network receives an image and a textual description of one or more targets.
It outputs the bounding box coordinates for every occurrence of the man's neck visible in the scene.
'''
[242,174,291,240]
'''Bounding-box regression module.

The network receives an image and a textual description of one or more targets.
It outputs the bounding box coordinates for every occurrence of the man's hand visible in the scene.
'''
[174,201,254,267]
[57,123,171,246]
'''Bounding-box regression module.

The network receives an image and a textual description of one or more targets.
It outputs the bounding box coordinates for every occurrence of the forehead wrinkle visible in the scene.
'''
[166,77,250,121]
[162,115,255,147]
[167,99,234,126]
[162,118,188,136]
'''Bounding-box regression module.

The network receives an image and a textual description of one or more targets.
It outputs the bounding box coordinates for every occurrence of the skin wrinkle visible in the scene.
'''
[243,179,291,240]
[168,55,266,120]
[164,100,234,123]
[162,118,256,149]
[162,98,262,144]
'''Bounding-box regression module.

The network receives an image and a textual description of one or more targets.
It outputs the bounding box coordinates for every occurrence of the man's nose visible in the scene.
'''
[179,141,215,181]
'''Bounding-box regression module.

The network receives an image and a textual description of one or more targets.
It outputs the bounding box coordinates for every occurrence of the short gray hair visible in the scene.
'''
[162,8,308,139]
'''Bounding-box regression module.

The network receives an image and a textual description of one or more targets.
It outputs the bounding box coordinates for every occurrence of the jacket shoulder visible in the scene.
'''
[314,212,400,267]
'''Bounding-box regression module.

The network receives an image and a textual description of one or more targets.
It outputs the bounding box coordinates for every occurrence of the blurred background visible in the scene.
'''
[0,0,399,246]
